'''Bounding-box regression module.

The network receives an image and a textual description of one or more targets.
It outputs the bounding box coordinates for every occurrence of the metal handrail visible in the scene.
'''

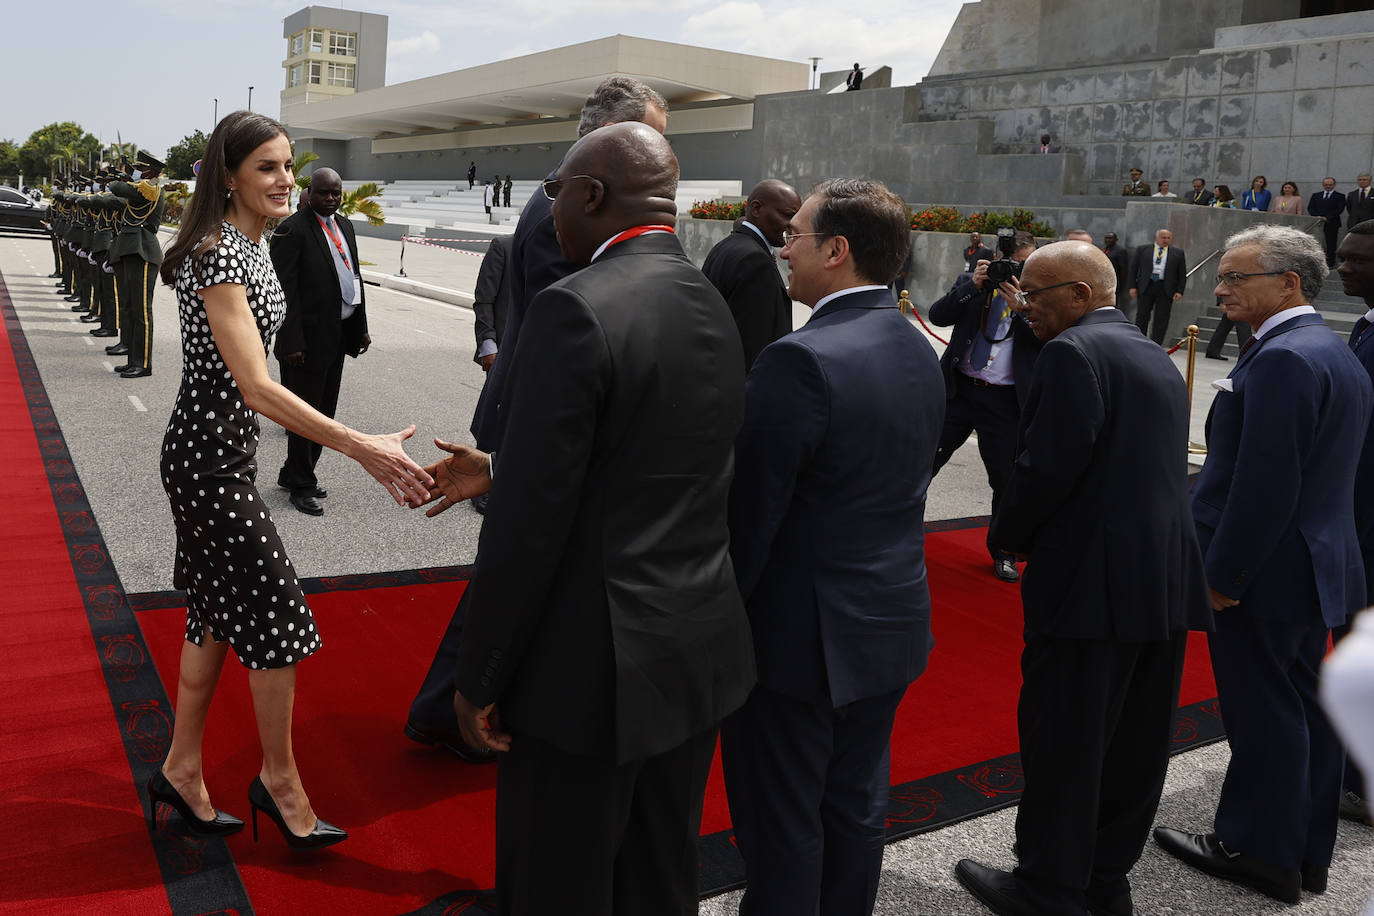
[1185,249,1221,279]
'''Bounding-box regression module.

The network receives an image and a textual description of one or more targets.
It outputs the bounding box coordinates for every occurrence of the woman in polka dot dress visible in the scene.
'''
[151,111,434,849]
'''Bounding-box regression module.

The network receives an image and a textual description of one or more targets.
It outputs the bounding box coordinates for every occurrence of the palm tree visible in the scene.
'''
[339,182,385,226]
[292,150,319,206]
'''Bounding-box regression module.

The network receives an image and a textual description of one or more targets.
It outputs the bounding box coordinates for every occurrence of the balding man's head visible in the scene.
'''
[746,179,801,247]
[550,122,679,264]
[307,167,343,218]
[1014,240,1116,340]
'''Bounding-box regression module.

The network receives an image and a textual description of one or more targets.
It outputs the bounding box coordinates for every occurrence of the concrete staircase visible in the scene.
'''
[1193,271,1364,359]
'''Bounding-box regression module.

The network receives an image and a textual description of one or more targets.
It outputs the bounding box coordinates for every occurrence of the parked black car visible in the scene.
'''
[0,186,50,236]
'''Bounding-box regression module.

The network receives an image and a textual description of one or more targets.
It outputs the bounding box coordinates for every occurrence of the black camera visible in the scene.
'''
[985,228,1022,284]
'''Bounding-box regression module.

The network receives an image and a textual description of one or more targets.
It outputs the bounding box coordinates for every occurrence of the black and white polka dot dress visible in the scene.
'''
[160,220,320,669]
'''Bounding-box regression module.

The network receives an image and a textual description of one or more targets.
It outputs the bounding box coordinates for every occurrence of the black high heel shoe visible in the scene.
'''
[147,769,245,836]
[247,776,347,849]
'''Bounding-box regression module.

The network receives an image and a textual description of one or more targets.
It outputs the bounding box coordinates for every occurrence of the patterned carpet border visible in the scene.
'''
[1,270,254,915]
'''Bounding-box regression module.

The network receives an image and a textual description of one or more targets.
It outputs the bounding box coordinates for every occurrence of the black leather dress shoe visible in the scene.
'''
[994,557,1020,582]
[1152,828,1300,903]
[91,328,117,337]
[105,343,129,355]
[954,860,1039,916]
[289,492,324,516]
[404,720,497,764]
[120,366,151,379]
[70,302,87,310]
[80,314,101,323]
[114,363,133,373]
[1339,789,1370,825]
[1204,353,1229,361]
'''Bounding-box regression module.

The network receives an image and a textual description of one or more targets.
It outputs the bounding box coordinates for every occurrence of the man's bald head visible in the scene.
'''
[307,167,343,218]
[551,122,680,264]
[1015,241,1117,340]
[746,179,801,247]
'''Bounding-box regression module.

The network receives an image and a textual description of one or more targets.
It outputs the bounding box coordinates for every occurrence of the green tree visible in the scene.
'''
[18,122,101,182]
[0,140,20,183]
[165,130,209,180]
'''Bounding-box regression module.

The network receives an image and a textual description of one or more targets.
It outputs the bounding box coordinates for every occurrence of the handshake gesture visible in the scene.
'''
[415,438,493,517]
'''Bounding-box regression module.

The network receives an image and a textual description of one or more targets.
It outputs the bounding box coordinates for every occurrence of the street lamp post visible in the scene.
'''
[248,86,254,112]
[213,98,218,128]
[809,57,822,90]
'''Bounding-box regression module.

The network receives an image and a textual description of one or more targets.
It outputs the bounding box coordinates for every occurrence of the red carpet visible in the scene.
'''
[0,277,171,915]
[2,267,1219,914]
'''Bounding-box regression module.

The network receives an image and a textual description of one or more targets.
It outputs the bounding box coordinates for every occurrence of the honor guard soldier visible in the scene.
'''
[85,174,121,340]
[108,151,165,378]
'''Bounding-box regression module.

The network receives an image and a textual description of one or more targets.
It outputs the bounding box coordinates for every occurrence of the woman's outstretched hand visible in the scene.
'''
[417,438,493,517]
[349,425,435,507]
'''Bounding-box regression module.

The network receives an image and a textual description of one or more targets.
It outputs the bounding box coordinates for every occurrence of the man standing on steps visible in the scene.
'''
[107,151,165,379]
[269,167,371,518]
[1129,228,1186,345]
[502,175,512,208]
[1309,177,1345,268]
[467,161,476,189]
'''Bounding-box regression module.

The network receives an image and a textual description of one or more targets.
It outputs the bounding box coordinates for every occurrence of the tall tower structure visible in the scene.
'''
[280,6,388,126]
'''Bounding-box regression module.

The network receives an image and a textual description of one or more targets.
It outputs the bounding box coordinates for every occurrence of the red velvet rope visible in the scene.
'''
[908,305,950,346]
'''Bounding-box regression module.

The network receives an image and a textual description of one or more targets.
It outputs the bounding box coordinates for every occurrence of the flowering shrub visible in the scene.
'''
[690,199,745,220]
[910,205,1056,238]
[909,206,965,232]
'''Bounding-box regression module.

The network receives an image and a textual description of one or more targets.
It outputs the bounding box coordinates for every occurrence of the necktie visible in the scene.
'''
[966,293,1008,370]
[1239,336,1257,358]
[1353,317,1371,346]
[1153,246,1164,279]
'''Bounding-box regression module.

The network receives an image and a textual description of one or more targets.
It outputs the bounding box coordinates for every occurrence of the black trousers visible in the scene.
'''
[1013,632,1187,911]
[495,727,717,916]
[96,261,118,332]
[277,341,346,493]
[1205,313,1252,357]
[1135,281,1173,345]
[1210,613,1342,870]
[932,375,1019,560]
[721,684,906,916]
[408,584,471,731]
[1322,220,1340,267]
[115,257,156,370]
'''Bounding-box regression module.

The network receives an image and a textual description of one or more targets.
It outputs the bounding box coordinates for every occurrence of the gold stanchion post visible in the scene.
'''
[1184,324,1208,455]
[898,289,912,315]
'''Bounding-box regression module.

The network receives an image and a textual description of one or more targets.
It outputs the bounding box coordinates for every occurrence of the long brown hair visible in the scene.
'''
[161,111,289,285]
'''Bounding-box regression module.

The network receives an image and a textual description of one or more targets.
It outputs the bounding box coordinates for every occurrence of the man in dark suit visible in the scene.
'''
[471,235,509,373]
[954,242,1211,916]
[269,167,371,517]
[1188,178,1216,206]
[722,178,944,916]
[700,179,801,370]
[1102,231,1131,317]
[1335,218,1374,824]
[965,231,995,271]
[1129,228,1187,345]
[1348,173,1374,231]
[405,77,670,760]
[419,122,754,916]
[467,161,477,189]
[929,230,1043,582]
[846,62,863,90]
[1155,225,1372,904]
[1309,177,1346,267]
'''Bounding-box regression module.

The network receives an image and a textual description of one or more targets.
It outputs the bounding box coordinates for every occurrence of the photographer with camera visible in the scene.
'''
[929,228,1043,582]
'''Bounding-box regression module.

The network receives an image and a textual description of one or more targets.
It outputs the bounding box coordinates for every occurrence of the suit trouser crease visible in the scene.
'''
[496,728,717,916]
[278,342,346,492]
[1013,633,1187,906]
[932,379,1019,561]
[1135,281,1173,345]
[1208,613,1343,870]
[721,683,906,916]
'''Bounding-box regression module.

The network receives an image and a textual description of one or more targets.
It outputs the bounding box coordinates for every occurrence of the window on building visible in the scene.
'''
[328,63,355,88]
[309,28,324,53]
[329,31,356,57]
[308,61,322,85]
[288,64,302,88]
[290,31,303,56]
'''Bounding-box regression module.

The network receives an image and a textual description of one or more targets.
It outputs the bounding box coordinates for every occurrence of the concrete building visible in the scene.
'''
[280,6,388,128]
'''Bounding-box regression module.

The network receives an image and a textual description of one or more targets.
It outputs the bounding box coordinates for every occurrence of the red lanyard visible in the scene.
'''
[602,224,674,253]
[317,215,351,270]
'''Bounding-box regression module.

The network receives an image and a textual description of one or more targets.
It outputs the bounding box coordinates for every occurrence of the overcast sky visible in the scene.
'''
[4,0,962,160]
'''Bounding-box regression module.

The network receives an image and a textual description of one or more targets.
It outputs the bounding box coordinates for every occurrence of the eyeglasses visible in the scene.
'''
[781,230,828,247]
[541,175,599,200]
[1013,280,1088,305]
[1215,270,1287,287]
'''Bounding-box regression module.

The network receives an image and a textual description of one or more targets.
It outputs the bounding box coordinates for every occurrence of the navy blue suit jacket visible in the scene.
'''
[1193,313,1372,628]
[728,288,945,707]
[1351,317,1374,597]
[469,177,577,450]
[929,274,1042,408]
[990,309,1211,639]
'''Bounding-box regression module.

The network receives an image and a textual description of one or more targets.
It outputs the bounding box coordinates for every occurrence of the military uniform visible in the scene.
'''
[108,151,165,378]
